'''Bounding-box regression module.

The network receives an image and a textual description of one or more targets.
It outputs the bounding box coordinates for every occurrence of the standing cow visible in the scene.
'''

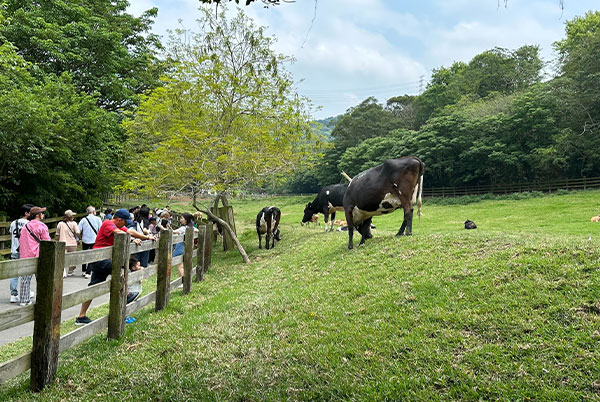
[256,206,281,249]
[301,183,348,232]
[343,156,425,249]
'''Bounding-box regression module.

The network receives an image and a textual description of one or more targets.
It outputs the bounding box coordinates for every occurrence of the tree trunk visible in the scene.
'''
[193,201,250,264]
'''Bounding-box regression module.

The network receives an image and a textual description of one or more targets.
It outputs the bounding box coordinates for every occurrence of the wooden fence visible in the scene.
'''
[0,224,213,391]
[421,176,600,198]
[0,213,88,259]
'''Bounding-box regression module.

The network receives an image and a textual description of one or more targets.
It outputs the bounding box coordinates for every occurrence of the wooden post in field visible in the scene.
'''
[182,226,194,295]
[195,224,206,282]
[30,241,65,392]
[156,229,173,311]
[202,223,212,274]
[108,232,129,340]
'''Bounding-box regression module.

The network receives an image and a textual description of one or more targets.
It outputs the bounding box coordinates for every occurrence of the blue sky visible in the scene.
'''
[128,0,599,119]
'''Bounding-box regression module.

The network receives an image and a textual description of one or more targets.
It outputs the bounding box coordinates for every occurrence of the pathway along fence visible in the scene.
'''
[421,176,600,198]
[0,225,212,391]
[0,213,88,259]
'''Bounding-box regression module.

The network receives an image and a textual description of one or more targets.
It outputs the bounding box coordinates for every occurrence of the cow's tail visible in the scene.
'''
[412,158,424,222]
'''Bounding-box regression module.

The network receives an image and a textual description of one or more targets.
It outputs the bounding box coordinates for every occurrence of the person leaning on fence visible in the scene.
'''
[78,206,101,279]
[173,213,198,278]
[18,206,51,306]
[8,204,33,303]
[56,210,81,277]
[131,205,151,268]
[75,208,156,325]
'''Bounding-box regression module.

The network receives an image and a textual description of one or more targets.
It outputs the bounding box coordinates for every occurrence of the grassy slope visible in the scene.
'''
[1,192,600,400]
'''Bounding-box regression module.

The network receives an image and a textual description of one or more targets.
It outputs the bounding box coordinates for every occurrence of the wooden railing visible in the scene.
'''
[0,224,213,391]
[422,176,600,198]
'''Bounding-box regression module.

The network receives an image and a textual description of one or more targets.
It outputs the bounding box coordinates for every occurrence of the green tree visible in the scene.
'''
[123,6,321,260]
[0,0,164,113]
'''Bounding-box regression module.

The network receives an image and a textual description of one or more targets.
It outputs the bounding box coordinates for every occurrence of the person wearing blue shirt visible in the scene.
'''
[78,206,102,279]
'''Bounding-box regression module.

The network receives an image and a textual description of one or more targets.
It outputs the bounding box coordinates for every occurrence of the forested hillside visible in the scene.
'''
[284,12,600,193]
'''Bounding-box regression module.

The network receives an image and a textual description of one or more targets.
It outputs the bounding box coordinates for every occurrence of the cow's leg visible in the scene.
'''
[323,210,330,233]
[330,211,336,232]
[396,205,413,236]
[257,229,262,249]
[358,218,372,245]
[265,220,271,250]
[344,208,355,250]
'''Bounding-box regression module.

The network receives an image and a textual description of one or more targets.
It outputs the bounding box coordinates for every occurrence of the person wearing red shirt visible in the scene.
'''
[75,209,156,325]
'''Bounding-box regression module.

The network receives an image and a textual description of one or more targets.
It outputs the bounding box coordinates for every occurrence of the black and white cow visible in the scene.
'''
[301,183,348,232]
[256,206,281,249]
[343,156,425,249]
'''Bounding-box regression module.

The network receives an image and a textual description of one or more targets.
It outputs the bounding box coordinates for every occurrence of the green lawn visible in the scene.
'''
[2,191,600,400]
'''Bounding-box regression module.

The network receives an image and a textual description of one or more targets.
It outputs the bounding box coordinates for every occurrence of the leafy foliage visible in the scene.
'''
[122,6,323,199]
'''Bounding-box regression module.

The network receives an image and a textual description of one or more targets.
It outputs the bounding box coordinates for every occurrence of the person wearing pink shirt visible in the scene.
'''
[18,206,51,306]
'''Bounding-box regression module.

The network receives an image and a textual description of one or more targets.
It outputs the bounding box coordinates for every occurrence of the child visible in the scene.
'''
[127,256,143,304]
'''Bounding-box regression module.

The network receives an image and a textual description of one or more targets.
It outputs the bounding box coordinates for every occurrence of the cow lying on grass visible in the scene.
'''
[256,206,281,249]
[343,156,425,249]
[591,215,600,223]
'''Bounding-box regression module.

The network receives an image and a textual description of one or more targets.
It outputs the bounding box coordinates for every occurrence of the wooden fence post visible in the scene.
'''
[195,224,206,282]
[156,229,173,311]
[203,223,212,274]
[108,232,129,340]
[30,241,65,392]
[182,226,194,295]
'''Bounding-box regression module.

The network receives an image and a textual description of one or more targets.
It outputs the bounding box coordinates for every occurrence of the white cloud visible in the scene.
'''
[128,0,600,118]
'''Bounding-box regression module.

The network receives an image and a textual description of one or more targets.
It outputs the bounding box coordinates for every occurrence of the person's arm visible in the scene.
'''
[55,222,61,240]
[126,228,155,241]
[41,225,51,241]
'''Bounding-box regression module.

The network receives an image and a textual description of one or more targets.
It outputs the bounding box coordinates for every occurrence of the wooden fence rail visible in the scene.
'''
[0,223,212,391]
[421,176,600,198]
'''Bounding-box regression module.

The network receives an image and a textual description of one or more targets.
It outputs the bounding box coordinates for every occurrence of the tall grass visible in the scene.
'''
[1,191,599,400]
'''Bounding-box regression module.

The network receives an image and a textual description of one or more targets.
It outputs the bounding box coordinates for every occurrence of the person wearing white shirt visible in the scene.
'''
[8,204,33,303]
[78,206,102,279]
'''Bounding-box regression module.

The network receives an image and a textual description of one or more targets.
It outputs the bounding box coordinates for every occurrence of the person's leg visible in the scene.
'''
[66,245,77,275]
[19,275,32,304]
[9,253,19,299]
[82,243,94,275]
[77,259,112,323]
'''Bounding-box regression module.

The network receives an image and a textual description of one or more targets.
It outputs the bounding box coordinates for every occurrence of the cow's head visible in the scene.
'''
[301,202,314,224]
[273,228,281,241]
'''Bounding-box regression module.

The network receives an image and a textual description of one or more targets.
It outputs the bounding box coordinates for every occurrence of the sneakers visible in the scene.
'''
[75,316,92,325]
[19,301,32,307]
[10,292,33,303]
[84,273,91,279]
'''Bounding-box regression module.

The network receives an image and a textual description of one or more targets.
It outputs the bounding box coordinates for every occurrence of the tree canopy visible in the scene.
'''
[122,6,322,200]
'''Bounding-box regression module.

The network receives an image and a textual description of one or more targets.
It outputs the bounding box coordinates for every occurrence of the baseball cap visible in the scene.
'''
[114,208,133,225]
[29,206,47,216]
[64,209,76,217]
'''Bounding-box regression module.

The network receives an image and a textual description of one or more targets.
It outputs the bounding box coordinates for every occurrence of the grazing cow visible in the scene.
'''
[302,183,348,232]
[343,156,425,249]
[256,206,281,249]
[464,220,477,229]
[301,214,319,227]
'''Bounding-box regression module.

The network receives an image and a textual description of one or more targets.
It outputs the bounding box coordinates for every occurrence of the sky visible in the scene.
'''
[127,0,599,119]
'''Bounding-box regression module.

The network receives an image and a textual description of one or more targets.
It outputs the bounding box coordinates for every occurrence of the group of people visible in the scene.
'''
[7,203,201,326]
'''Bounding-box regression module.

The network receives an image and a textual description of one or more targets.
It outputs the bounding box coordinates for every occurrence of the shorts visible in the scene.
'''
[88,259,113,286]
[173,242,185,258]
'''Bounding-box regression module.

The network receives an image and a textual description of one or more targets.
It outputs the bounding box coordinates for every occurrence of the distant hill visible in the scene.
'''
[311,115,341,141]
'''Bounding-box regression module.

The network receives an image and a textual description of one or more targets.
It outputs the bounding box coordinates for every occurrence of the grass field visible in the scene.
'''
[1,191,600,400]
